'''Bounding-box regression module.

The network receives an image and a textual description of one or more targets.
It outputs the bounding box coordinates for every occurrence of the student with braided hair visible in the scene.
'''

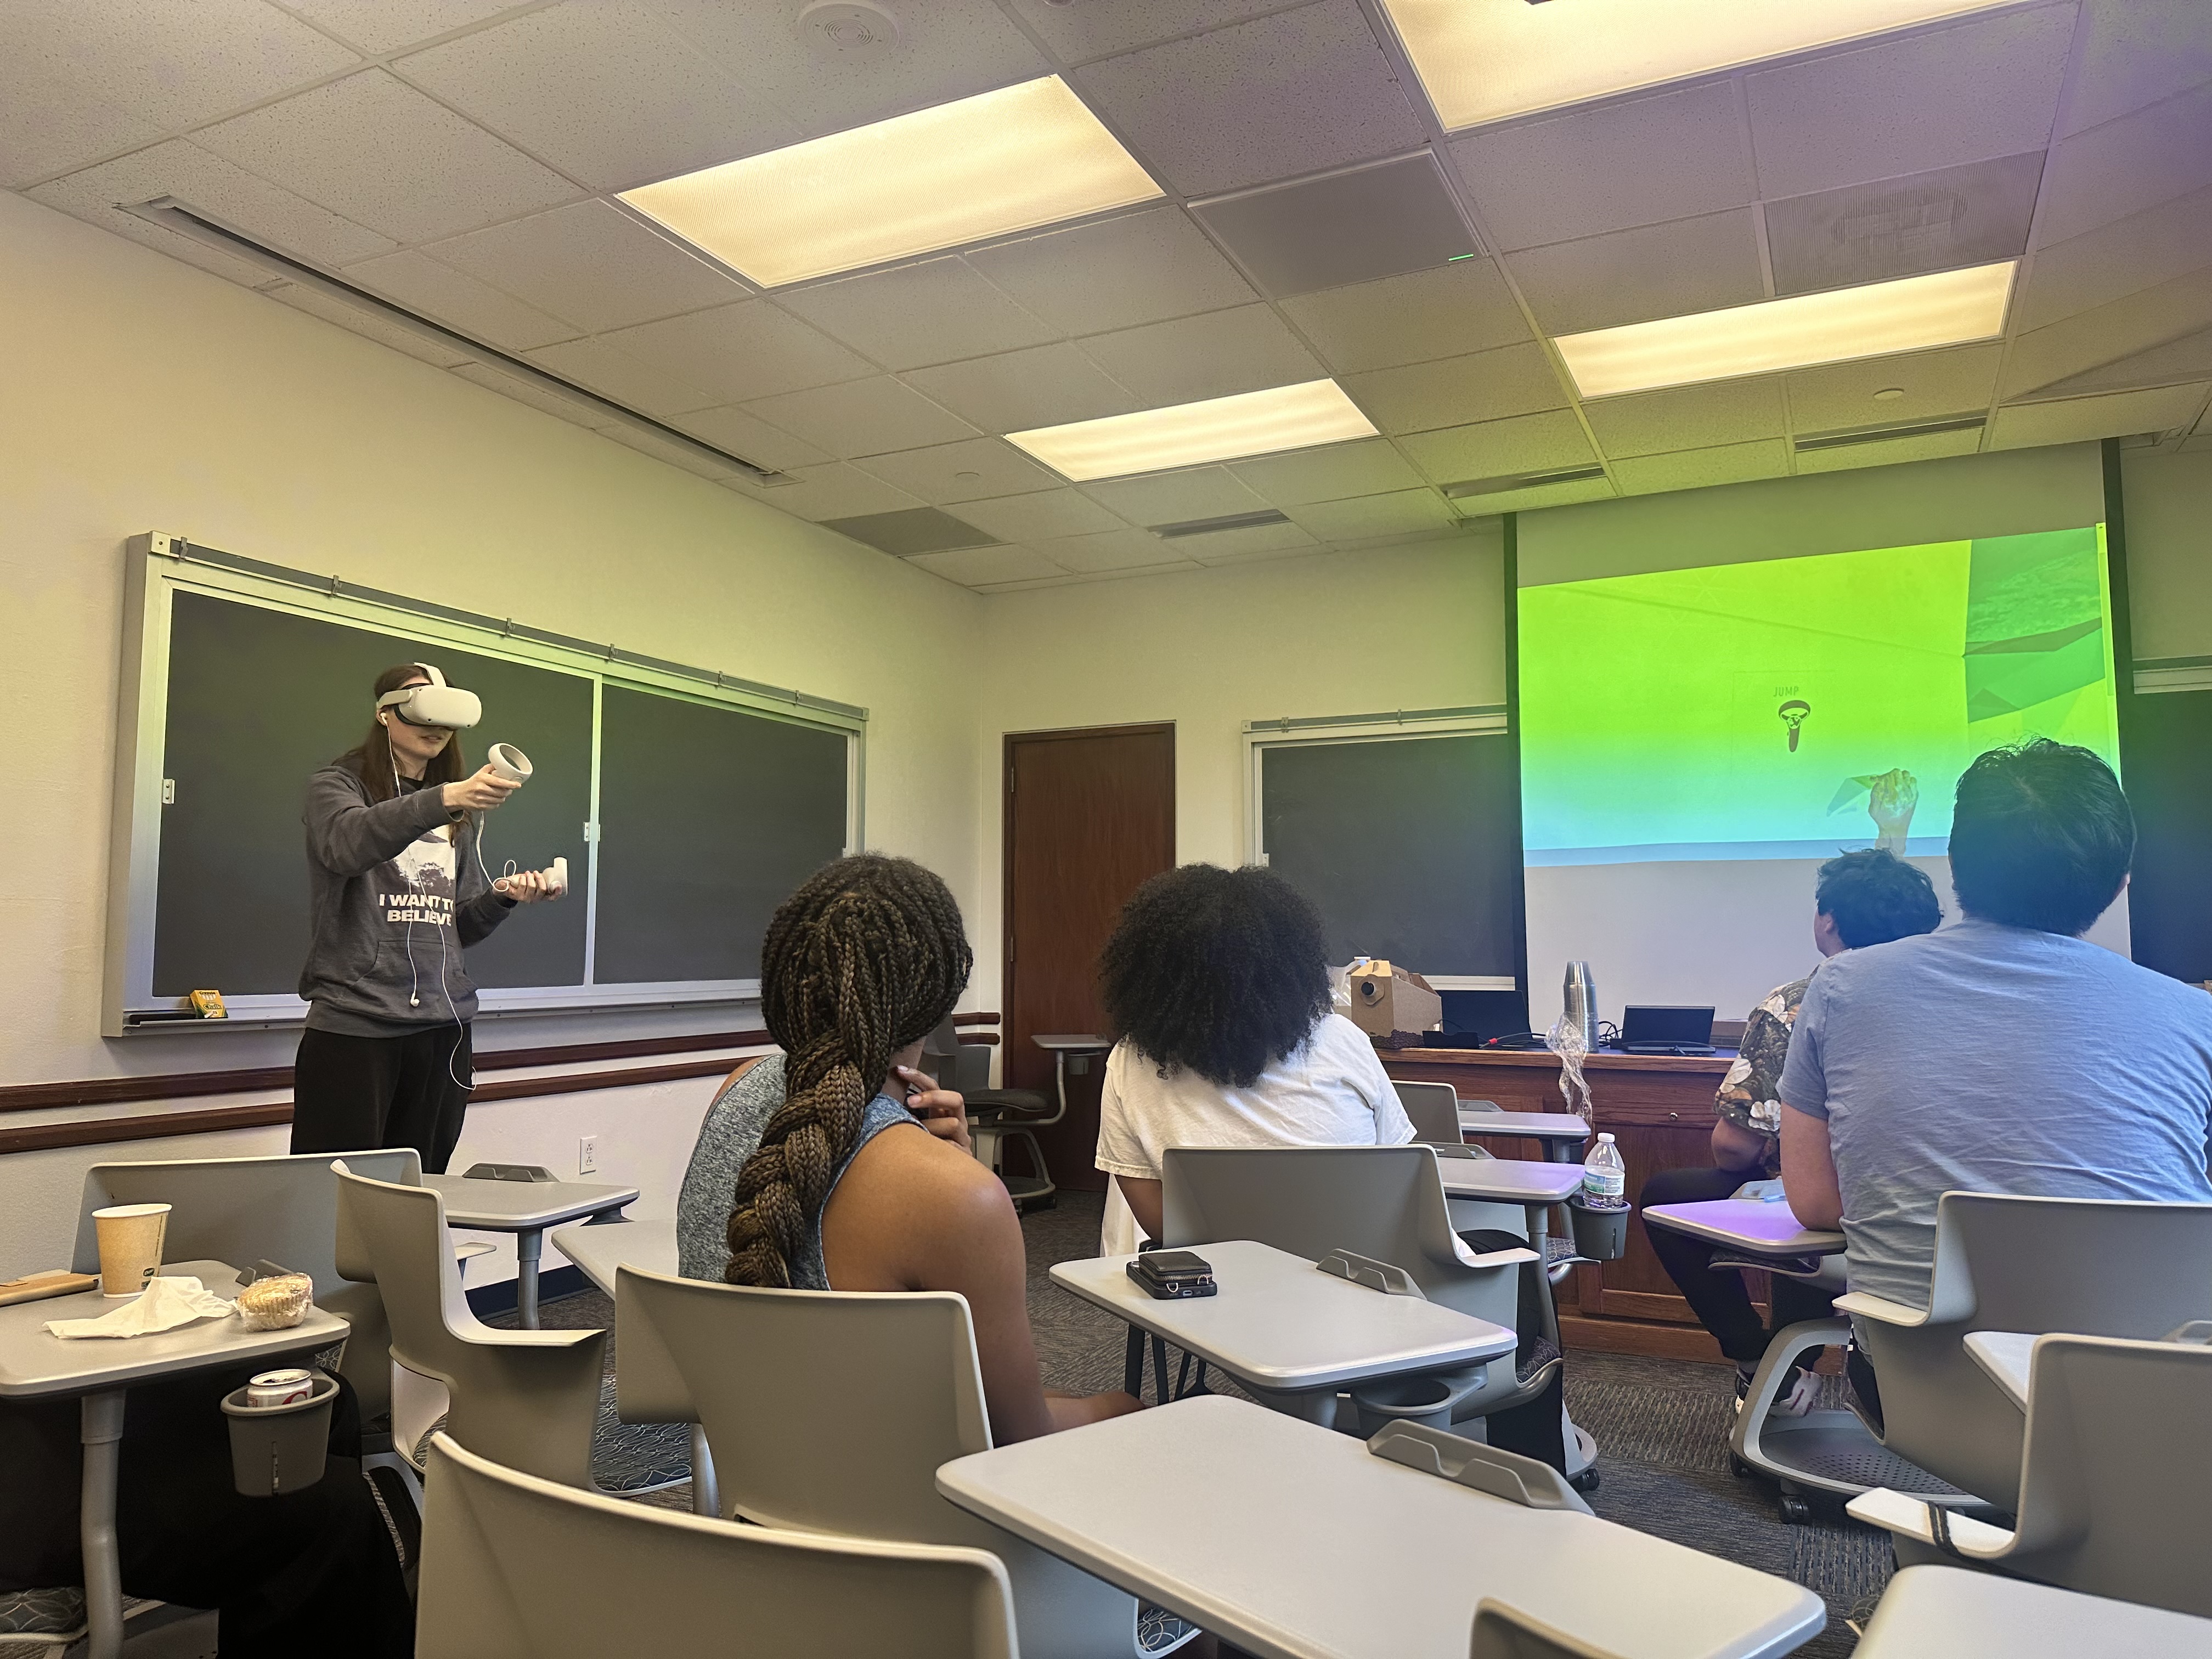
[675,853,1139,1442]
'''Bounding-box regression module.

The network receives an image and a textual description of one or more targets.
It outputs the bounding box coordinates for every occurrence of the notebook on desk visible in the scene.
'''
[1616,1005,1716,1055]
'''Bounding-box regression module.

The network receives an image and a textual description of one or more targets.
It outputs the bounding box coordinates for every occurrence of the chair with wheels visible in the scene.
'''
[614,1264,1194,1658]
[1849,1331,2212,1617]
[415,1432,1019,1659]
[924,1016,1059,1211]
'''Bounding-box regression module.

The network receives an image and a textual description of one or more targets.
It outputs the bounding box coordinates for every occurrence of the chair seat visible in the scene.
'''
[964,1090,1052,1119]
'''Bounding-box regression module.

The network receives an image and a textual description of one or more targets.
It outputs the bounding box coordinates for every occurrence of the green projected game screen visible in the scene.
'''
[1518,526,2119,865]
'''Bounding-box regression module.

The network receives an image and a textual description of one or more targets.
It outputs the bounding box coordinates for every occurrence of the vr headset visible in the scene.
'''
[377,663,481,730]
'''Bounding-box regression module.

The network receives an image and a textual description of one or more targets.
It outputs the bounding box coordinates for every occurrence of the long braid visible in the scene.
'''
[725,855,973,1288]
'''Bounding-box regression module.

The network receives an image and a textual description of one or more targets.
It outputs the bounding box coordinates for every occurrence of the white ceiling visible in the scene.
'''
[8,0,2211,592]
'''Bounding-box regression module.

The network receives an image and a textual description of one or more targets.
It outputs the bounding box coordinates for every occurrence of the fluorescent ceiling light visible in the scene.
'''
[619,77,1161,287]
[1006,381,1379,482]
[1554,262,2016,399]
[1380,0,2018,129]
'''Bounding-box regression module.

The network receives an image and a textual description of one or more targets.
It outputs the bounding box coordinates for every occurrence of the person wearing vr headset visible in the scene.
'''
[291,662,562,1170]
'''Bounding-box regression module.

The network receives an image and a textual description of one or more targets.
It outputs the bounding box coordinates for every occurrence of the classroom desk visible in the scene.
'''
[425,1173,637,1329]
[1440,1158,1587,1352]
[1051,1240,1516,1419]
[0,1260,351,1659]
[937,1395,1827,1659]
[1855,1565,2212,1658]
[1458,1108,1589,1161]
[1640,1199,1843,1259]
[1963,1331,2036,1412]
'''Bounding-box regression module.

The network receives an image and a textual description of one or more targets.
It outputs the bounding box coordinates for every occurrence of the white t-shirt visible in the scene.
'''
[1093,1012,1415,1256]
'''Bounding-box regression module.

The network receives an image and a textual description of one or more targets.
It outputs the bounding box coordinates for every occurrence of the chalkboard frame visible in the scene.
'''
[1243,707,1517,991]
[105,533,865,1034]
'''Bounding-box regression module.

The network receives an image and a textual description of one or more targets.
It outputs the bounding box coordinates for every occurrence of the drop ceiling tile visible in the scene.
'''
[853,437,1060,503]
[2002,264,2212,396]
[261,279,472,367]
[1077,304,1324,405]
[969,207,1258,336]
[194,69,580,244]
[2029,325,2212,399]
[741,376,977,458]
[0,61,166,189]
[1279,259,1532,375]
[1745,4,2076,199]
[1228,437,1426,504]
[1448,81,1753,253]
[1580,378,1787,459]
[342,250,578,351]
[1506,211,1763,335]
[448,359,609,428]
[1611,439,1792,495]
[22,137,397,269]
[1074,0,1426,197]
[602,302,874,405]
[647,0,1047,143]
[2019,185,2212,334]
[731,462,923,521]
[1793,426,1986,473]
[523,336,716,416]
[953,489,1128,542]
[2035,82,2212,250]
[778,259,1059,372]
[1399,410,1597,485]
[1341,342,1565,436]
[1081,467,1271,524]
[820,506,997,556]
[1032,529,1178,573]
[1173,521,1321,562]
[906,545,1071,586]
[1785,346,2002,433]
[998,0,1290,62]
[2058,0,2212,139]
[1990,383,2211,449]
[667,405,833,472]
[286,1,532,54]
[1192,151,1476,300]
[397,2,797,194]
[1284,489,1455,540]
[427,201,748,334]
[1764,152,2043,298]
[1443,475,1616,516]
[904,343,1141,432]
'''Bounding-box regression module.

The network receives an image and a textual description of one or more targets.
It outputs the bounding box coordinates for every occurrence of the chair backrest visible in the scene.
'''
[416,1432,1018,1659]
[1160,1145,1520,1325]
[1395,1081,1466,1148]
[74,1150,420,1420]
[923,1018,994,1096]
[2000,1334,2212,1616]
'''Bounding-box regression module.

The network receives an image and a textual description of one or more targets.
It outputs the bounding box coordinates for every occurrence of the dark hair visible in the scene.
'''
[336,663,468,805]
[1097,864,1333,1089]
[1814,848,1943,948]
[724,855,973,1288]
[1949,739,2134,935]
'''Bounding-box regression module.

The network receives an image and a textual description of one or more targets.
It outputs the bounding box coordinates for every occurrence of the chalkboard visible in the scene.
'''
[153,592,595,997]
[1258,732,1521,979]
[2124,686,2212,984]
[594,685,850,984]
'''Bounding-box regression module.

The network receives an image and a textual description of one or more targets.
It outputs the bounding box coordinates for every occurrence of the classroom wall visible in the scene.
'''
[2119,445,2212,662]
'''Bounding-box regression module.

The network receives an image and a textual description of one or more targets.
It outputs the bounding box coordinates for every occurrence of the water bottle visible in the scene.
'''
[1581,1132,1628,1211]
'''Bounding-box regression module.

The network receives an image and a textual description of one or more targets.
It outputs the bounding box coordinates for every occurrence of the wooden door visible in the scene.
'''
[1003,724,1176,1192]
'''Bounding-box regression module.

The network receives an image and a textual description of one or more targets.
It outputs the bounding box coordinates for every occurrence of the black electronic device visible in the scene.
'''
[461,1163,558,1183]
[1126,1250,1217,1300]
[1617,1005,1717,1055]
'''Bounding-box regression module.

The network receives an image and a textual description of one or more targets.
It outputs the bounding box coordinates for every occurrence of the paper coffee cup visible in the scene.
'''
[93,1203,171,1297]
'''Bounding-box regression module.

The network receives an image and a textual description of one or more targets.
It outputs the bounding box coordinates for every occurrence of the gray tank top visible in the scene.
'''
[674,1052,920,1285]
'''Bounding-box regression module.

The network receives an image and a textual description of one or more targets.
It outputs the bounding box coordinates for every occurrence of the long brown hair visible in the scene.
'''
[724,855,973,1288]
[337,663,469,805]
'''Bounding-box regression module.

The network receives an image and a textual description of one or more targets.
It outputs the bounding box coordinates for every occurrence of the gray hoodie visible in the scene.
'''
[299,762,515,1036]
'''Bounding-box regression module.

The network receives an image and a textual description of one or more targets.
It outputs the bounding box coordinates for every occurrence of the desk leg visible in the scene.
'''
[689,1425,719,1517]
[81,1389,127,1659]
[1526,1202,1561,1352]
[515,1229,543,1330]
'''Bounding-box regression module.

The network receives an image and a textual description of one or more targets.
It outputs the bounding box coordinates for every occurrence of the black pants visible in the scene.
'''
[1641,1165,1835,1368]
[292,1024,472,1174]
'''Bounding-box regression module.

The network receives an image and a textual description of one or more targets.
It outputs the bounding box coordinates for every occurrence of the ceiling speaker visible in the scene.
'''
[796,1,901,60]
[1764,152,2042,298]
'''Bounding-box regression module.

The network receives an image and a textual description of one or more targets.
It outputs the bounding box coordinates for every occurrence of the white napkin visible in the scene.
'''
[44,1276,235,1339]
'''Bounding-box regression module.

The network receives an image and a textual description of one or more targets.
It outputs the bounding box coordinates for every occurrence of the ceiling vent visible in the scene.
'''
[1191,153,1479,300]
[1764,153,2042,298]
[819,507,997,556]
[121,196,791,484]
[1442,465,1606,499]
[1150,509,1292,539]
[1793,415,1986,453]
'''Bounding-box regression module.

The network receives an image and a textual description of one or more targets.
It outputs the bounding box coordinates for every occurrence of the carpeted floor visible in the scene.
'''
[528,1188,1891,1652]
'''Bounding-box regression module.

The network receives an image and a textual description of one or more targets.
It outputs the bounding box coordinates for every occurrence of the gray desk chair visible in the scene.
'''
[1160,1145,1543,1425]
[924,1017,1059,1210]
[1835,1192,2212,1511]
[416,1432,1018,1659]
[614,1264,1191,1659]
[335,1166,605,1488]
[1849,1331,2212,1617]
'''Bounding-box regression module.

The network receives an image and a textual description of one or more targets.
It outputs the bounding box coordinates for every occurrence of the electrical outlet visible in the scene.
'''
[578,1136,599,1176]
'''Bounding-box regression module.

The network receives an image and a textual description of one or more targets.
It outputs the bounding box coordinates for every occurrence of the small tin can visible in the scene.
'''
[245,1368,315,1408]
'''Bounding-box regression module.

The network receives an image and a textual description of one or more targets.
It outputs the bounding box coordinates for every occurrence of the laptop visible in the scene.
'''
[1618,1005,1717,1055]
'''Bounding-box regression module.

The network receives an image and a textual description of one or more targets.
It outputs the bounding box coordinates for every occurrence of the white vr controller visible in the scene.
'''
[480,741,568,898]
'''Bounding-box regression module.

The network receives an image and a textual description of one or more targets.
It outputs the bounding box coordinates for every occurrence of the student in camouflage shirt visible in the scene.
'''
[1644,851,1942,1410]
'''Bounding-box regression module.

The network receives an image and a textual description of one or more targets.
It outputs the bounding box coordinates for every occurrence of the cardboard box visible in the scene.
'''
[1346,961,1442,1048]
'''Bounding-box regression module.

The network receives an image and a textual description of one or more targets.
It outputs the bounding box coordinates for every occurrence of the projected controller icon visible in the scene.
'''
[1778,699,1811,752]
